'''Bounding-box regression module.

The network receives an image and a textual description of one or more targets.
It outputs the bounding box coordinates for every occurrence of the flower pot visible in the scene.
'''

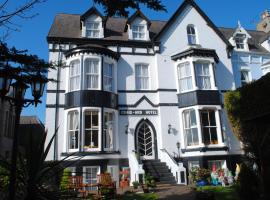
[196,180,208,187]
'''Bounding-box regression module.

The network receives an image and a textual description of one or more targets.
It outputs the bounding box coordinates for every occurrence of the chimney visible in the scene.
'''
[257,10,270,33]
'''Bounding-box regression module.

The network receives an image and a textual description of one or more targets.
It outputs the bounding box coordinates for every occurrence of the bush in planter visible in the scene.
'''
[132,181,140,189]
[196,168,211,186]
[190,167,200,184]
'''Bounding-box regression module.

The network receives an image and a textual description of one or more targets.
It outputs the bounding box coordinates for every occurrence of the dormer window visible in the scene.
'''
[132,25,146,40]
[235,34,245,49]
[187,25,197,45]
[86,21,100,38]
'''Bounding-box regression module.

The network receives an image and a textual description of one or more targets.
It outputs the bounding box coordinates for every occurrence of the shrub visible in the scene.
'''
[197,168,211,181]
[132,181,140,189]
[236,163,260,200]
[60,168,71,191]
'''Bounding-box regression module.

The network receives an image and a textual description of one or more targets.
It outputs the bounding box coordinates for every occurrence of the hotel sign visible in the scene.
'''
[120,110,158,116]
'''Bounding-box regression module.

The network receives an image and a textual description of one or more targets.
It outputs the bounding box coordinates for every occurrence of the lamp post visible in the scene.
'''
[0,67,47,200]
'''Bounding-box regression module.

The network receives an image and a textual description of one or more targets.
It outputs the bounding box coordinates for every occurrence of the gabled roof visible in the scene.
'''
[125,9,151,31]
[154,0,232,48]
[219,27,269,53]
[81,6,104,21]
[127,9,151,25]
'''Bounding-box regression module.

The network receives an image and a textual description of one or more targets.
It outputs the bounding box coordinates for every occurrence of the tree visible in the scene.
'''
[224,73,270,200]
[0,0,46,39]
[93,0,166,17]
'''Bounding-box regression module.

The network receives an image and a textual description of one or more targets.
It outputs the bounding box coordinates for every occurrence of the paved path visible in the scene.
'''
[156,184,196,200]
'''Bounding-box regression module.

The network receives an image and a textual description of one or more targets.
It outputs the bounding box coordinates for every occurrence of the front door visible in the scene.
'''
[137,121,155,160]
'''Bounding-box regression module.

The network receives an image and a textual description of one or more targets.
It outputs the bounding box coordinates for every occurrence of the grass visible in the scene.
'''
[119,192,158,200]
[197,186,239,200]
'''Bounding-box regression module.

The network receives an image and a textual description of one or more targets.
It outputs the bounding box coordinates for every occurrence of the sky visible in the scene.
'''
[3,0,270,123]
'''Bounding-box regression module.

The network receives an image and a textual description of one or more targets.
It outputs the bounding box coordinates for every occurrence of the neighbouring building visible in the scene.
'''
[45,0,270,187]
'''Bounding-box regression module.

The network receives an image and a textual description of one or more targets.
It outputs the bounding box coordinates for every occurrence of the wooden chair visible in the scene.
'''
[68,176,88,198]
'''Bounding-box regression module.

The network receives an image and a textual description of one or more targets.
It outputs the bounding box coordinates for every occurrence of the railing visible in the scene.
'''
[160,148,187,185]
[128,151,145,184]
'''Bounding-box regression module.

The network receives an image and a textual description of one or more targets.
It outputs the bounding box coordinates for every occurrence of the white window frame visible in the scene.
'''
[104,111,115,151]
[183,109,199,147]
[83,108,101,151]
[240,69,251,86]
[85,21,100,38]
[235,34,245,50]
[200,110,219,145]
[67,110,80,152]
[132,25,146,40]
[177,62,193,93]
[103,62,114,92]
[195,62,212,90]
[135,63,150,90]
[187,25,197,45]
[83,166,100,190]
[84,58,100,90]
[69,59,80,92]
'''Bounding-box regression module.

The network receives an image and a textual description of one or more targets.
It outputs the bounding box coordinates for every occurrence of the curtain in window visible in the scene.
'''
[183,109,199,146]
[85,59,99,89]
[68,111,79,150]
[135,64,149,89]
[241,70,249,85]
[196,63,211,89]
[104,63,113,91]
[69,60,80,91]
[104,112,114,150]
[178,63,193,92]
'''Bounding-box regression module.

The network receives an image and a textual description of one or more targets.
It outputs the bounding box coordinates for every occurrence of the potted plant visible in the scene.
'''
[132,181,140,189]
[196,168,211,186]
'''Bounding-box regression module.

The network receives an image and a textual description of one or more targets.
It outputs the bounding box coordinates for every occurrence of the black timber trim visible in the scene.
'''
[154,0,233,50]
[118,95,178,108]
[61,151,121,157]
[47,90,66,93]
[118,89,177,93]
[65,90,118,110]
[46,104,65,108]
[47,37,160,48]
[181,146,229,153]
[65,45,120,60]
[172,48,219,63]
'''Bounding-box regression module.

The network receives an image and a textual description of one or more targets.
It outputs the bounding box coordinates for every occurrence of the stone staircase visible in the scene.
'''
[142,159,176,184]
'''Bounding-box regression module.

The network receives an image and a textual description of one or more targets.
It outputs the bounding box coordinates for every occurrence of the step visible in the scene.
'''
[145,168,170,173]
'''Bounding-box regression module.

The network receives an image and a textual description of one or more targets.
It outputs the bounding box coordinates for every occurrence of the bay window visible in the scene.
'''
[84,110,99,150]
[69,60,80,92]
[84,59,99,89]
[104,63,114,92]
[183,109,199,146]
[195,63,211,89]
[132,25,146,40]
[104,112,114,150]
[67,111,79,150]
[86,22,100,38]
[177,62,193,92]
[200,110,218,145]
[135,64,149,90]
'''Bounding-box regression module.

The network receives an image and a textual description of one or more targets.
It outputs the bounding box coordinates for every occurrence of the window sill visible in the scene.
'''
[181,146,228,153]
[61,150,121,157]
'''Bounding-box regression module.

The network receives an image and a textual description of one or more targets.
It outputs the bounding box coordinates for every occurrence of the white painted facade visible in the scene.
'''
[45,0,270,186]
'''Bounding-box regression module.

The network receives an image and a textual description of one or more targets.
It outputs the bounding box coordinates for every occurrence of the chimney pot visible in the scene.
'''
[262,10,270,19]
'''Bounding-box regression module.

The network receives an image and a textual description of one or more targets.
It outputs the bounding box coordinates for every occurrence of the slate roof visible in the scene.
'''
[218,27,269,53]
[48,14,166,41]
[47,12,270,54]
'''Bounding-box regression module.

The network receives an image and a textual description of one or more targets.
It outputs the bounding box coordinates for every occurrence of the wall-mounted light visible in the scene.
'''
[168,124,172,134]
[125,124,129,134]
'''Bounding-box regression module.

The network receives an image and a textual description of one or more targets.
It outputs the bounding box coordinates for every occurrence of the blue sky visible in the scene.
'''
[3,0,270,123]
